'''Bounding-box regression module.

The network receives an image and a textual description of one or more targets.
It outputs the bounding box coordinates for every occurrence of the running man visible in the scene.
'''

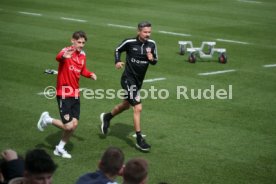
[37,31,97,158]
[100,21,158,151]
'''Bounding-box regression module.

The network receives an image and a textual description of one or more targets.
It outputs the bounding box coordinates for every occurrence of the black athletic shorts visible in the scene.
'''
[121,78,141,106]
[56,96,80,124]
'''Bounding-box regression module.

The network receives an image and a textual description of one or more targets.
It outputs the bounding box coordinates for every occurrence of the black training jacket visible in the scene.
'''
[115,36,158,87]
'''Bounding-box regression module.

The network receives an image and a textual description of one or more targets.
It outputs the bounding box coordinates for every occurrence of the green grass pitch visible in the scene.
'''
[0,0,275,183]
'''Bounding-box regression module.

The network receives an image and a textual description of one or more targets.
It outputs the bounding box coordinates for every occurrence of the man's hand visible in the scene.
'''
[147,52,154,61]
[118,165,125,176]
[115,62,125,69]
[63,47,76,58]
[91,73,97,80]
[1,149,18,161]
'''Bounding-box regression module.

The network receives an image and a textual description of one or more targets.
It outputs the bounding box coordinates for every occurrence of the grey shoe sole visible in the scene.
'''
[37,112,48,131]
[135,144,150,152]
[100,113,106,135]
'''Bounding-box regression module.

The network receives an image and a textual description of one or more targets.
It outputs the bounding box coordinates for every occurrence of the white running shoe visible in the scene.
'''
[37,112,49,131]
[53,146,72,159]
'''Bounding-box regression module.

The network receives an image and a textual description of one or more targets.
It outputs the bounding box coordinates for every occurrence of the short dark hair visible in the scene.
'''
[25,149,57,174]
[123,158,148,184]
[72,31,87,41]
[138,21,151,30]
[99,147,124,176]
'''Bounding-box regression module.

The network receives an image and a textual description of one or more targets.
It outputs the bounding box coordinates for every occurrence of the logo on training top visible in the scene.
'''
[64,114,70,121]
[146,47,151,53]
[133,48,138,51]
[131,58,147,64]
[69,65,81,73]
[79,59,84,66]
[135,95,141,102]
[72,57,84,66]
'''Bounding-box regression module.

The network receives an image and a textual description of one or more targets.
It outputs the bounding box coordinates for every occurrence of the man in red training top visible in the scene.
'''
[37,31,97,158]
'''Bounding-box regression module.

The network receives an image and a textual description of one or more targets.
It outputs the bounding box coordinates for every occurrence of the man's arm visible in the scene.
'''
[56,47,75,62]
[114,44,125,64]
[1,149,24,182]
[56,50,65,62]
[148,43,158,65]
[81,61,97,80]
[114,39,128,69]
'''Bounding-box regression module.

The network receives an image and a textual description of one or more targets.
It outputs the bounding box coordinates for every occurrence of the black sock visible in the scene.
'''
[105,112,113,121]
[136,131,142,140]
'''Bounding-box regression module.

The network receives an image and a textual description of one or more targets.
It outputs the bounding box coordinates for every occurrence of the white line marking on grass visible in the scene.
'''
[198,69,236,76]
[159,31,191,37]
[216,38,249,45]
[107,23,136,29]
[144,77,166,83]
[263,64,276,68]
[132,133,146,138]
[238,0,262,4]
[37,91,55,96]
[18,11,42,16]
[60,17,87,23]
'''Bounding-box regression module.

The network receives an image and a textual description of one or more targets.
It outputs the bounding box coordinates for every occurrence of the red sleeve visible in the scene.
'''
[81,60,94,78]
[56,48,66,62]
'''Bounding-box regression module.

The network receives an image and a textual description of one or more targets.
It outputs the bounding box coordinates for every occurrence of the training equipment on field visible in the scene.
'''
[44,69,58,75]
[178,41,227,64]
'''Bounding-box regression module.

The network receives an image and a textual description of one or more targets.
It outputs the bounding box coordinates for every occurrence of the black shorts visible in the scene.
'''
[56,96,80,124]
[121,78,141,106]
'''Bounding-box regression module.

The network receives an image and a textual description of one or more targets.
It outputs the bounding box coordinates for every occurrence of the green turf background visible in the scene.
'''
[0,0,275,183]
